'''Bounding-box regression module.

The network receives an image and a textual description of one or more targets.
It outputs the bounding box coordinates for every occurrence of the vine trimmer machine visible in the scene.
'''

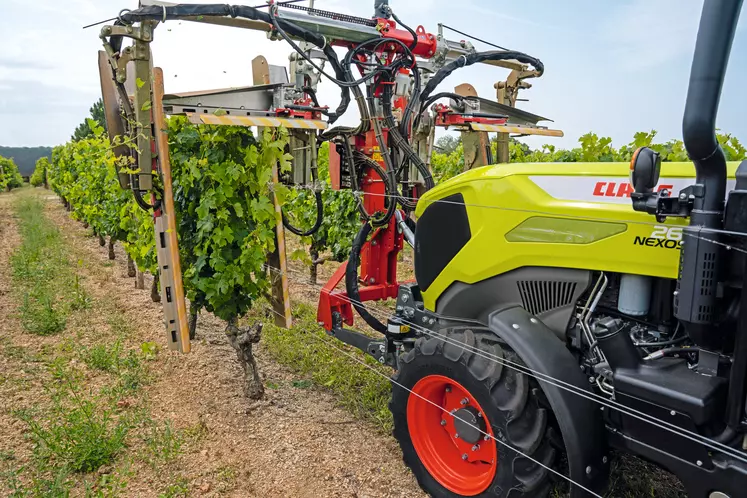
[98,0,747,497]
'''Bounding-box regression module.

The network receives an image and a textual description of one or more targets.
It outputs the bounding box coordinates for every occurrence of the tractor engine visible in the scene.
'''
[573,273,683,386]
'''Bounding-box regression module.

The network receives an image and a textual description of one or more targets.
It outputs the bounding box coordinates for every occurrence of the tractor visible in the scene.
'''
[383,1,747,497]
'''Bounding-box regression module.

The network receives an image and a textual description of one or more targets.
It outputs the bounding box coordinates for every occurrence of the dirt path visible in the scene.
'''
[35,189,426,497]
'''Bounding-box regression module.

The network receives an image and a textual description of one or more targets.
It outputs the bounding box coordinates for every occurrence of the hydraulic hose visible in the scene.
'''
[345,221,388,334]
[420,50,544,104]
[281,135,323,236]
[381,85,434,206]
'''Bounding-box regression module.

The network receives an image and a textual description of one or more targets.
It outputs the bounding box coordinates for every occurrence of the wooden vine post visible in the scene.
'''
[152,67,191,353]
[253,55,292,329]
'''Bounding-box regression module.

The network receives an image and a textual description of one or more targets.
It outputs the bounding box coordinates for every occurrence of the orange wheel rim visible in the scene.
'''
[407,375,497,496]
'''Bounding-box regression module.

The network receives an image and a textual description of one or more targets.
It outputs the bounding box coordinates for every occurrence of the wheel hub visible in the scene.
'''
[453,406,485,444]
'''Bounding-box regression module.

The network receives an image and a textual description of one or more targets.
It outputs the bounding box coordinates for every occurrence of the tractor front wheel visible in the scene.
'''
[391,327,555,497]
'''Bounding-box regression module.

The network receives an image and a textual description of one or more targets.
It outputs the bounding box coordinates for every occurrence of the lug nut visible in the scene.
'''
[484,435,490,441]
[460,398,469,405]
[472,445,479,451]
[462,453,468,461]
[440,420,447,426]
[445,386,451,393]
[454,433,460,439]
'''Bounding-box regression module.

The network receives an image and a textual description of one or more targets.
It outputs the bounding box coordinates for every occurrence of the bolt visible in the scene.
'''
[378,357,385,364]
[455,433,460,439]
[369,278,376,284]
[402,294,409,303]
[589,376,596,383]
[484,435,490,441]
[318,321,325,326]
[673,291,679,297]
[477,412,483,418]
[586,466,592,475]
[697,460,703,467]
[460,398,469,405]
[530,318,539,324]
[670,410,676,416]
[512,324,520,330]
[371,240,377,246]
[379,345,386,353]
[441,420,447,426]
[602,456,608,464]
[445,386,452,393]
[422,316,428,323]
[126,26,133,33]
[472,445,479,451]
[429,318,435,325]
[462,453,468,461]
[680,193,687,200]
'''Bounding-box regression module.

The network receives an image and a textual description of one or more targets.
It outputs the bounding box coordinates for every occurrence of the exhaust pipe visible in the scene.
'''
[682,0,742,211]
[675,0,743,350]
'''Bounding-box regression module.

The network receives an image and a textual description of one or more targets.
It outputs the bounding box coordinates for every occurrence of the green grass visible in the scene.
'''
[2,192,166,497]
[259,302,394,432]
[19,361,131,474]
[10,193,76,335]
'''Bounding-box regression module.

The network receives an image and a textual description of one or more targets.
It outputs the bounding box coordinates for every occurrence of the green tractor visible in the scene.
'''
[387,1,747,496]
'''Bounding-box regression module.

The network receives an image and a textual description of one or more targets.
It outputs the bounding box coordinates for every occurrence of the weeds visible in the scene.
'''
[19,363,130,474]
[143,421,183,468]
[260,302,393,431]
[82,342,123,373]
[158,476,189,498]
[70,266,92,311]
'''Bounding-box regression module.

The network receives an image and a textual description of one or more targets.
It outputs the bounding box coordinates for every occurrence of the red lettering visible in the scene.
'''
[657,184,674,192]
[616,183,634,198]
[593,182,606,196]
[605,182,617,197]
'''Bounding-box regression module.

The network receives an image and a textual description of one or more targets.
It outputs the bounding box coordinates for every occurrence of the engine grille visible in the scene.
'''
[517,280,578,316]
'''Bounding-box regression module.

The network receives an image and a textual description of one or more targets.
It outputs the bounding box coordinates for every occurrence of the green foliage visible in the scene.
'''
[49,125,131,242]
[284,142,360,264]
[431,143,465,182]
[435,135,460,154]
[169,117,291,321]
[0,156,24,191]
[72,99,107,142]
[30,157,49,187]
[431,130,746,182]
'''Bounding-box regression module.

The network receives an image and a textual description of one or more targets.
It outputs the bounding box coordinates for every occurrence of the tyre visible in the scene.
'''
[391,327,555,497]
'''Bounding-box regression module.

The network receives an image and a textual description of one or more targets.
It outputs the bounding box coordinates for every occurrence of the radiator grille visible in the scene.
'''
[517,280,577,316]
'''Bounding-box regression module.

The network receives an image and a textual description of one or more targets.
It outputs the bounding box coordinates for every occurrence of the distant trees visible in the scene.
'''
[71,99,107,142]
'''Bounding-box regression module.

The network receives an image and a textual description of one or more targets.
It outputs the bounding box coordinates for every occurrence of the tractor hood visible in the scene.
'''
[417,161,741,217]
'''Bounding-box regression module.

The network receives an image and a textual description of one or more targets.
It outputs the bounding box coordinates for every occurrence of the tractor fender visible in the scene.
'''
[487,306,609,496]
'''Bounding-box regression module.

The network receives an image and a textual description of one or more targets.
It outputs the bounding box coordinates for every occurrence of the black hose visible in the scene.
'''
[381,85,434,196]
[353,151,395,226]
[133,188,162,212]
[282,190,323,236]
[420,50,544,105]
[282,133,324,237]
[345,221,388,334]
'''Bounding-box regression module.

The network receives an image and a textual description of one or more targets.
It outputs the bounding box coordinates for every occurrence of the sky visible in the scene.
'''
[0,0,745,150]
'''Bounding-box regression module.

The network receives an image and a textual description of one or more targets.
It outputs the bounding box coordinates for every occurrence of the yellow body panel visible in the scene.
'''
[416,161,740,311]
